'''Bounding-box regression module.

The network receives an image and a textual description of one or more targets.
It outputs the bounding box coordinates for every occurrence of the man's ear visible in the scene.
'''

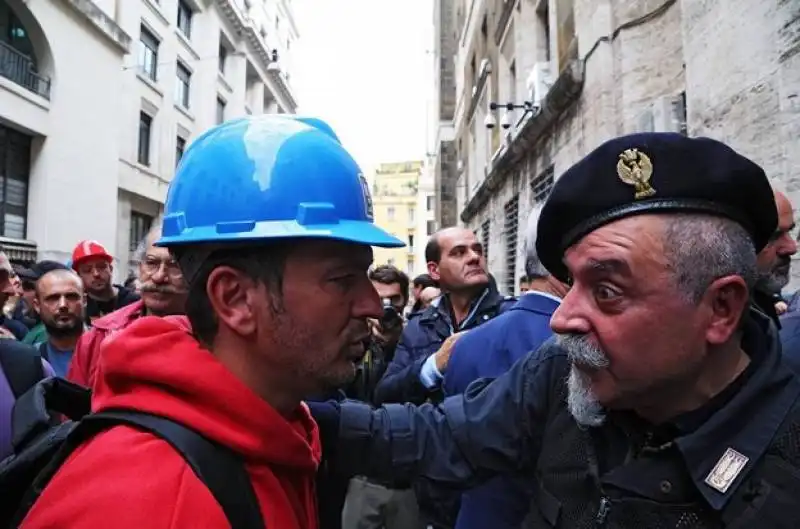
[703,275,750,345]
[427,262,440,282]
[205,266,259,338]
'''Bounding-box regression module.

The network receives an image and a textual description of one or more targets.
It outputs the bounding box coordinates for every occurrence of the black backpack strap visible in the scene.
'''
[0,341,45,399]
[87,411,265,529]
[13,410,265,529]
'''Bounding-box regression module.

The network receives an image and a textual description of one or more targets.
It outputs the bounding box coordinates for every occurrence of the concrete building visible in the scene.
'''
[447,0,800,295]
[0,0,299,279]
[370,160,432,278]
[428,0,459,232]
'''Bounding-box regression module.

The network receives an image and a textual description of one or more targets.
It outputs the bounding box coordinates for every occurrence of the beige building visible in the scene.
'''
[441,0,800,295]
[0,0,299,279]
[370,160,434,278]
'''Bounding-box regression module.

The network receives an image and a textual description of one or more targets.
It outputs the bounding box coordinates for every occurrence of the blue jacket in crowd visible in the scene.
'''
[443,291,560,529]
[372,284,515,406]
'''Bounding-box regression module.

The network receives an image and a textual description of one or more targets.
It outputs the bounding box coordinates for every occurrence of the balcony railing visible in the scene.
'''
[0,41,51,100]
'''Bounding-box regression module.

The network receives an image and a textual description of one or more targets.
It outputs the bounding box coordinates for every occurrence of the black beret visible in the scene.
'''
[537,133,777,282]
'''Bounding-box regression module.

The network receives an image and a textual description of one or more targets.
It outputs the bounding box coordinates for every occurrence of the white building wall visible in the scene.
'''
[0,0,300,280]
[1,0,129,267]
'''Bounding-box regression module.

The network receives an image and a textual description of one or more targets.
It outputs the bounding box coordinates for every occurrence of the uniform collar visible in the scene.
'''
[421,283,506,330]
[674,309,800,510]
[515,291,562,314]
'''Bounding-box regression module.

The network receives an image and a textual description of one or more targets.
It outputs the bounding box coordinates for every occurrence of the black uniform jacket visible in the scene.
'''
[312,309,800,528]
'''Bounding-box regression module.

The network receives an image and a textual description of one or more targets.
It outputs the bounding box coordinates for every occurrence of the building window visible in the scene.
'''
[387,257,395,266]
[426,220,435,236]
[531,165,555,204]
[387,206,395,221]
[408,207,415,223]
[137,112,152,166]
[216,96,226,124]
[481,219,490,263]
[218,42,228,74]
[138,25,159,81]
[175,62,191,109]
[130,211,154,252]
[504,196,519,295]
[177,0,193,39]
[426,195,434,211]
[0,125,31,239]
[408,234,414,253]
[176,136,186,167]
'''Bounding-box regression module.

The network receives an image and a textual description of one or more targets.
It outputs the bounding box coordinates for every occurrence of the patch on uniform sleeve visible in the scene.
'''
[704,447,749,494]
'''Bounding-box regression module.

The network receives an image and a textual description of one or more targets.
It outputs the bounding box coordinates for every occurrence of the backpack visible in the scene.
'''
[0,377,265,529]
[0,341,45,398]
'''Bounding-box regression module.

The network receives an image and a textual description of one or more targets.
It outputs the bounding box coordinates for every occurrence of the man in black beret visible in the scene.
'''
[309,133,800,527]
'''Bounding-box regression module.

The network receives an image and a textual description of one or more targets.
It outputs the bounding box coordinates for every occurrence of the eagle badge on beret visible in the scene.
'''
[617,148,656,199]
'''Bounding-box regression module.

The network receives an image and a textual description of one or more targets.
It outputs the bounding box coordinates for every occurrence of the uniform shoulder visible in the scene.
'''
[22,426,226,528]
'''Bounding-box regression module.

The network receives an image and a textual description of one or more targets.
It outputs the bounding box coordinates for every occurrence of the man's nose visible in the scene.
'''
[549,290,591,335]
[781,233,798,257]
[357,283,384,320]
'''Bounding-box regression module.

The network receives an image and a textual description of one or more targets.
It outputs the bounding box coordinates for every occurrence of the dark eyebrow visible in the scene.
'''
[583,258,632,278]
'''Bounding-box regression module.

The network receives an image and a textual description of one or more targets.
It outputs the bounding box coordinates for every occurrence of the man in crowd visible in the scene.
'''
[417,286,441,310]
[68,221,188,389]
[373,227,515,407]
[409,273,438,316]
[18,261,73,347]
[311,133,800,528]
[442,204,568,529]
[19,116,403,529]
[752,189,796,322]
[33,269,85,377]
[71,240,139,325]
[12,266,39,330]
[342,264,427,529]
[0,254,29,341]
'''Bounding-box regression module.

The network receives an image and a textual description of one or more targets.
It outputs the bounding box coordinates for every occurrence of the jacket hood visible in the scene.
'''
[92,315,321,471]
[90,299,144,331]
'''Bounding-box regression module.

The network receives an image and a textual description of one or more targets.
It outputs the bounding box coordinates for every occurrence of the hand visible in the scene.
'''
[368,318,403,347]
[776,301,789,315]
[434,331,467,373]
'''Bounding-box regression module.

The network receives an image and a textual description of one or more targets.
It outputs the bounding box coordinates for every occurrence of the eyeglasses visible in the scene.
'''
[140,257,183,279]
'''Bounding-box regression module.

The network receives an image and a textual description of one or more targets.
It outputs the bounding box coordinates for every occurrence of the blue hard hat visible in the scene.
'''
[284,115,341,143]
[158,116,404,249]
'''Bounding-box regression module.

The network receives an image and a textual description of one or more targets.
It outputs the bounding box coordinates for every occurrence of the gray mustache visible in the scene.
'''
[556,333,610,369]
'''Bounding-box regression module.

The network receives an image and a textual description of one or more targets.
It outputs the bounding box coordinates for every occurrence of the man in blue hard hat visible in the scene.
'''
[19,116,404,529]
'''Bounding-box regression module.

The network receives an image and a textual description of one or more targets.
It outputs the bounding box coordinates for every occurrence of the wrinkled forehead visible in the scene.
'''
[563,216,669,275]
[439,229,480,253]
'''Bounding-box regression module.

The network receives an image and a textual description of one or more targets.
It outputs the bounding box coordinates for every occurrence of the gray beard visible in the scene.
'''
[567,366,606,427]
[757,269,790,295]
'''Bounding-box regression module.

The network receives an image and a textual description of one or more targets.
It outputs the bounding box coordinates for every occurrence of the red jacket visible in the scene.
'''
[67,300,144,389]
[22,316,321,529]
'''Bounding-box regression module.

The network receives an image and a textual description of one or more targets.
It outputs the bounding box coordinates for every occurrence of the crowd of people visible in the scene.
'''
[0,115,799,529]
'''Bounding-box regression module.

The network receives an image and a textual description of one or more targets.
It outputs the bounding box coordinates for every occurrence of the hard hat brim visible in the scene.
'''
[156,219,405,249]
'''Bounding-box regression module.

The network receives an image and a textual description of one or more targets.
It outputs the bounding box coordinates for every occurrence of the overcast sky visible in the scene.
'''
[290,0,434,171]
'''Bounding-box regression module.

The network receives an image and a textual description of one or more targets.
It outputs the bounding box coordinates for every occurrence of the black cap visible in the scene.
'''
[17,260,70,282]
[537,133,777,283]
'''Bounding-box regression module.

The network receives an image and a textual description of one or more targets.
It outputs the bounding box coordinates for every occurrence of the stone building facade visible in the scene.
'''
[443,0,800,295]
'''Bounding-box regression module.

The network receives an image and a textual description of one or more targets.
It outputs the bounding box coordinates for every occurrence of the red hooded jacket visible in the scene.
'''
[67,300,145,389]
[21,316,321,529]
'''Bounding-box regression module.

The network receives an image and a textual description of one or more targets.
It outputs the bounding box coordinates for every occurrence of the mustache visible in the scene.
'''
[556,333,610,369]
[141,284,185,295]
